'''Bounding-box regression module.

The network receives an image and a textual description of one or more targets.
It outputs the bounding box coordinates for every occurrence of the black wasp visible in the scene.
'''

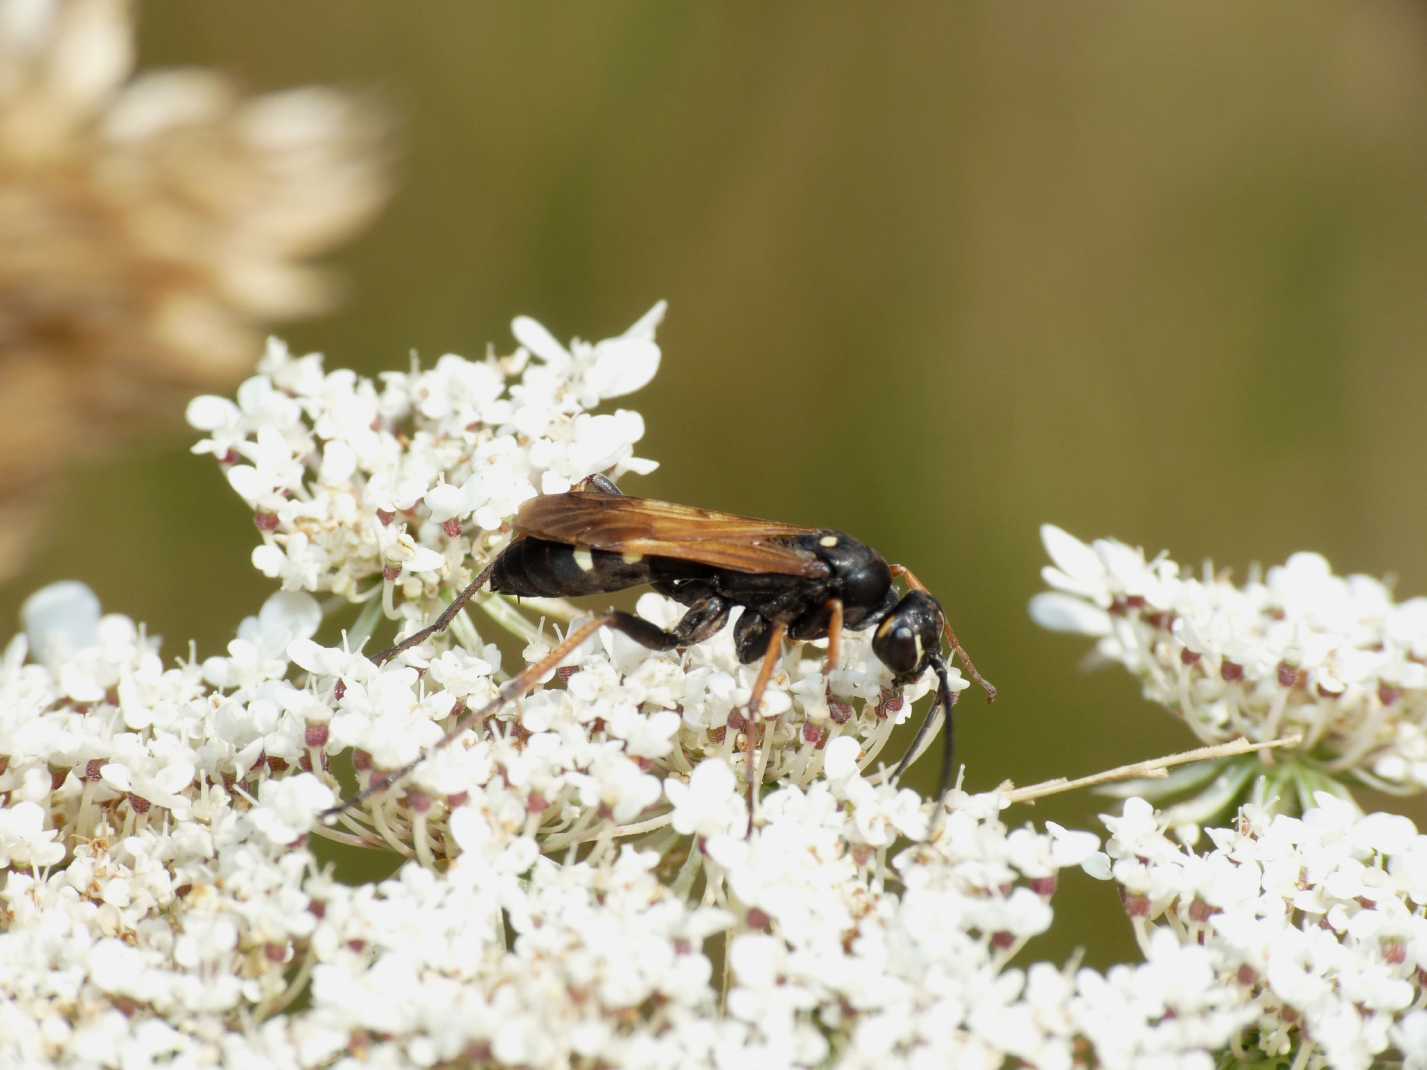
[323,475,995,826]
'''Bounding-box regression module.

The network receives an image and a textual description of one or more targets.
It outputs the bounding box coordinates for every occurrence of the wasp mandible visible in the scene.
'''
[323,475,995,826]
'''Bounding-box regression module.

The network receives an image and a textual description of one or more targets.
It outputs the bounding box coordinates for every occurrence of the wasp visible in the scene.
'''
[323,476,995,827]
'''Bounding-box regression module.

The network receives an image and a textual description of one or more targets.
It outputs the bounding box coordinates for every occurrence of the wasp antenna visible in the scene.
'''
[941,620,995,703]
[890,564,996,703]
[319,612,612,826]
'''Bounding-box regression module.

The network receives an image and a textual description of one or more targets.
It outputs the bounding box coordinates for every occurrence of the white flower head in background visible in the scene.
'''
[1031,525,1427,832]
[0,0,390,584]
[187,306,664,616]
[1099,794,1427,1069]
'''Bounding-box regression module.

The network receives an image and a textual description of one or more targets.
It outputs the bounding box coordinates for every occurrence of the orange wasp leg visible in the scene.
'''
[742,620,788,835]
[824,597,844,674]
[321,612,611,824]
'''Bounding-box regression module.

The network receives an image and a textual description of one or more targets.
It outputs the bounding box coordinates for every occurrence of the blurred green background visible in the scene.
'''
[7,1,1427,966]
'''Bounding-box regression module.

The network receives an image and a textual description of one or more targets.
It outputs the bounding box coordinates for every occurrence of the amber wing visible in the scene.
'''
[512,492,830,578]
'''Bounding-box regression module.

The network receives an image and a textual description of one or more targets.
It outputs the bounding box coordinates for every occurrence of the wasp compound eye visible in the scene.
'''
[873,620,919,674]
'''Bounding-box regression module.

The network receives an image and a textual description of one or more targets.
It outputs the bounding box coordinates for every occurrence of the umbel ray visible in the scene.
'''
[321,475,996,828]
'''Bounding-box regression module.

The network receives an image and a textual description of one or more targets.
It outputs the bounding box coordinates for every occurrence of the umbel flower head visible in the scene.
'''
[0,0,389,581]
[1097,794,1427,1070]
[1031,525,1427,833]
[7,304,1427,1067]
[0,303,1180,1068]
[185,303,955,859]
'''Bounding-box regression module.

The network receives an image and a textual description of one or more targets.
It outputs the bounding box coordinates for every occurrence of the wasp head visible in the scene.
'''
[871,590,945,681]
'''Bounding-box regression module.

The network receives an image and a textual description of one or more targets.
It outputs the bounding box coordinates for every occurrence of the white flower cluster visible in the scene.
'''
[300,586,945,865]
[1031,526,1427,802]
[1100,795,1427,1070]
[0,598,1254,1070]
[0,579,348,1065]
[0,309,974,1067]
[263,844,735,1069]
[708,775,1255,1070]
[12,312,1427,1068]
[1,614,733,1068]
[186,305,665,621]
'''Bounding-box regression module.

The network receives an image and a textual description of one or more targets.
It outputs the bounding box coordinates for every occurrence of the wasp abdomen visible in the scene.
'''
[490,538,655,598]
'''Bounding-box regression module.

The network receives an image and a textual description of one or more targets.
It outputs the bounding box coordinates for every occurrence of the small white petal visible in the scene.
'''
[585,337,660,399]
[1040,524,1103,583]
[1080,851,1113,880]
[100,763,133,791]
[22,580,102,668]
[1047,822,1102,866]
[622,299,668,340]
[511,315,571,367]
[1028,592,1110,635]
[425,482,466,522]
[226,464,264,504]
[257,591,323,648]
[318,440,357,484]
[823,736,862,780]
[185,394,241,431]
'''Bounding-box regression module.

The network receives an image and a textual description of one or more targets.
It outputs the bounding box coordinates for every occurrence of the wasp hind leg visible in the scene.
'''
[738,621,789,835]
[600,595,732,652]
[324,611,618,822]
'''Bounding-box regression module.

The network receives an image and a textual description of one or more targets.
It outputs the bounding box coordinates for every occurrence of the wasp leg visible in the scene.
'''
[891,695,943,784]
[889,658,959,836]
[324,612,615,822]
[820,597,845,712]
[889,564,997,702]
[601,596,731,651]
[373,560,498,665]
[742,620,788,835]
[936,688,959,800]
[824,597,843,672]
[573,473,623,495]
[733,610,773,663]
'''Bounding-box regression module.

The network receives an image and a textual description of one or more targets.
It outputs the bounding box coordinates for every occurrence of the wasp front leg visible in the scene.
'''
[819,598,846,726]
